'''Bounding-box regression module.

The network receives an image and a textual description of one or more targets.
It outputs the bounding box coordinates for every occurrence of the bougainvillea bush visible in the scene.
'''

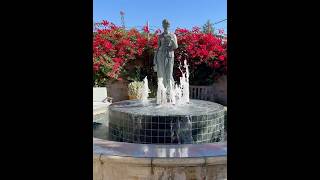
[93,20,227,86]
[174,27,227,85]
[93,20,155,86]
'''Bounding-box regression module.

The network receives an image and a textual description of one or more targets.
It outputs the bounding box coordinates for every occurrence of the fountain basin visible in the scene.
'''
[93,106,227,180]
[108,99,225,144]
[93,138,227,180]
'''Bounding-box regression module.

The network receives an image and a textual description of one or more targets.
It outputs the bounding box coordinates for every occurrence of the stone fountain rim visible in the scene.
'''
[93,137,227,161]
[93,153,227,166]
[108,98,225,117]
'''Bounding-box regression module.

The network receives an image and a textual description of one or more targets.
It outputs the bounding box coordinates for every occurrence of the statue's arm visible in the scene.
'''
[171,34,178,50]
[154,37,161,63]
[153,51,157,66]
[170,34,178,51]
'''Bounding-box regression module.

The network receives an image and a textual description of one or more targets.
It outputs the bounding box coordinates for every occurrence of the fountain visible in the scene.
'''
[108,60,224,144]
[141,76,150,104]
[93,19,227,180]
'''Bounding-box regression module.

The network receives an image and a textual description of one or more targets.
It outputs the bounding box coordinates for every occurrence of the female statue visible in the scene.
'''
[153,19,178,99]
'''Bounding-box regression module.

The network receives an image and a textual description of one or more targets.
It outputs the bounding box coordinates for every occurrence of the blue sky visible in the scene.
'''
[93,0,227,33]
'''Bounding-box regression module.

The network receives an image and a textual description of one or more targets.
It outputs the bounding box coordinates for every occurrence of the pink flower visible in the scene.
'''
[102,20,109,26]
[104,41,113,50]
[142,25,149,33]
[213,61,221,69]
[112,57,123,64]
[218,55,225,61]
[93,63,100,72]
[155,29,162,34]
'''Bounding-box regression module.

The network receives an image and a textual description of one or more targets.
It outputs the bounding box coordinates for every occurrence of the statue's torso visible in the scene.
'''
[159,33,174,50]
[158,33,176,61]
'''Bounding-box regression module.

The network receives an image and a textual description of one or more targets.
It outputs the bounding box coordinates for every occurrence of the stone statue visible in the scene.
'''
[153,19,178,100]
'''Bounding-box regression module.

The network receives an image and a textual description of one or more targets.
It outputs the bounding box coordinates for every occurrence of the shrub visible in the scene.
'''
[128,81,144,98]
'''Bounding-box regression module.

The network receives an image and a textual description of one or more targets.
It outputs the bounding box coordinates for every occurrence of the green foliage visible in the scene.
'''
[202,20,214,34]
[189,64,219,85]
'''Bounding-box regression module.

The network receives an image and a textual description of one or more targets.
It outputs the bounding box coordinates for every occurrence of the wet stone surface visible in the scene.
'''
[106,99,225,144]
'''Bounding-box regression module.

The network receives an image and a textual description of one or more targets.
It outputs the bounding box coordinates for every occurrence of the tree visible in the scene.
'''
[202,20,214,34]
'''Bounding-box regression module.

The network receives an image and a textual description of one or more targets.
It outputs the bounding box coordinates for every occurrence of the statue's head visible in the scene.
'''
[162,19,170,29]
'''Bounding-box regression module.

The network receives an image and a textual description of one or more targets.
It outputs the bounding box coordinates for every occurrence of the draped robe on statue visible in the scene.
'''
[153,32,178,93]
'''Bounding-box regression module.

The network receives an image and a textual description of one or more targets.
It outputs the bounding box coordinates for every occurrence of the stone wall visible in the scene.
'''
[189,75,227,106]
[93,154,227,180]
[212,75,227,106]
[106,80,129,102]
